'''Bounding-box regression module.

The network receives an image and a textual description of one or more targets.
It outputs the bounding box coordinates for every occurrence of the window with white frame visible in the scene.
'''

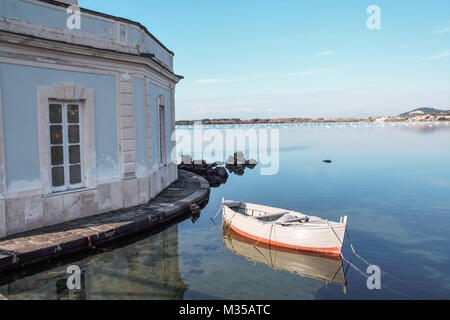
[49,102,83,192]
[158,97,166,167]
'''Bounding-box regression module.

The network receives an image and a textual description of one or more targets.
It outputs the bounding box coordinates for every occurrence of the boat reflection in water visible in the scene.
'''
[222,225,348,293]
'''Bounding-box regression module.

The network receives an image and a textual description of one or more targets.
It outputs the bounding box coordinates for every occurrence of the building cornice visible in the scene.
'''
[0,30,183,84]
[37,0,175,56]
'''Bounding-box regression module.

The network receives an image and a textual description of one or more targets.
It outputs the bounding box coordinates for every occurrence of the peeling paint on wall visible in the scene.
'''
[6,179,41,195]
[96,155,120,184]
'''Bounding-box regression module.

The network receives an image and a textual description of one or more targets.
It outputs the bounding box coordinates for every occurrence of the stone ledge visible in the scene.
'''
[0,170,210,273]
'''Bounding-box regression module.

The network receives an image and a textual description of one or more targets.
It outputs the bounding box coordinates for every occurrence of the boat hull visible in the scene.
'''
[222,202,347,256]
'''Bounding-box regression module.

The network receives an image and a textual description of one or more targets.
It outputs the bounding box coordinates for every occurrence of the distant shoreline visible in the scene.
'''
[176,115,450,126]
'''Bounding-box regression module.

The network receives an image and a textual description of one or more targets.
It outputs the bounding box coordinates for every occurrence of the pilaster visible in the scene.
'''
[119,73,137,178]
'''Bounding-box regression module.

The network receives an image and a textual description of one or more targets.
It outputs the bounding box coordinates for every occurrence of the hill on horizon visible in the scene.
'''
[398,107,450,117]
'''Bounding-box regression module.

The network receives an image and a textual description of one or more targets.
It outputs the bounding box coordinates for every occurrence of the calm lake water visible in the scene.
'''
[1,122,450,299]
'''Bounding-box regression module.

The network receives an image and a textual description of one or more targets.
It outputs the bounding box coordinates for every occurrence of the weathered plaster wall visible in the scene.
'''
[0,63,118,190]
[0,0,116,40]
[134,80,177,200]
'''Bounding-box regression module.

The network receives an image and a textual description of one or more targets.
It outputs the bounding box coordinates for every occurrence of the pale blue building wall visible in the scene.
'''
[149,83,172,170]
[134,78,147,177]
[0,0,116,40]
[0,63,118,189]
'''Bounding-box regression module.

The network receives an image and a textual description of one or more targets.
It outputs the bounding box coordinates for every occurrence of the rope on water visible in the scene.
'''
[329,222,420,297]
[211,204,222,221]
[345,229,372,266]
[344,229,425,290]
[339,251,410,298]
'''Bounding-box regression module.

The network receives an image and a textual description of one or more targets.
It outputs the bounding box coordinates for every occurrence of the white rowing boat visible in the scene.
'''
[222,199,348,255]
[222,226,347,291]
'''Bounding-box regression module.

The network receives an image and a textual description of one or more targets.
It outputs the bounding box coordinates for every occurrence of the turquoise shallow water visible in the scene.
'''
[1,122,450,299]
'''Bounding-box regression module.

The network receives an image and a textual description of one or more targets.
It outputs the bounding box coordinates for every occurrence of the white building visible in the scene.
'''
[0,0,183,237]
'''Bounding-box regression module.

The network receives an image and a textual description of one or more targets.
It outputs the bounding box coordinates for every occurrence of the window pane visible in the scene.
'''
[50,125,63,144]
[67,105,79,123]
[52,167,65,187]
[69,145,80,164]
[120,24,126,43]
[49,104,62,123]
[51,146,64,165]
[68,125,80,143]
[70,165,81,184]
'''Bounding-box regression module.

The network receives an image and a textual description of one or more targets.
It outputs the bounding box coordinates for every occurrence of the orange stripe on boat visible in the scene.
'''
[224,226,342,261]
[224,218,342,256]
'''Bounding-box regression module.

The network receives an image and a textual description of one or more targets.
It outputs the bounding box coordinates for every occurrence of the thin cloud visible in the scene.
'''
[418,50,450,61]
[233,107,253,113]
[435,27,450,34]
[193,106,222,114]
[286,66,336,77]
[316,51,334,55]
[194,78,250,85]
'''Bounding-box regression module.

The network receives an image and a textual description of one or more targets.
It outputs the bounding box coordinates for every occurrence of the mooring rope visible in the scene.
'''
[343,228,426,290]
[268,223,275,267]
[344,229,372,266]
[211,204,222,221]
[328,222,424,297]
[339,251,410,298]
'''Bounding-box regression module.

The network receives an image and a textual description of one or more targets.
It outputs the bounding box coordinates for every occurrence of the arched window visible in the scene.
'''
[157,94,166,167]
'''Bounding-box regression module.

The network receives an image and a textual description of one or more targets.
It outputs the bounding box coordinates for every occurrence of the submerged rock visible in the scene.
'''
[226,164,245,176]
[216,167,228,178]
[178,159,228,188]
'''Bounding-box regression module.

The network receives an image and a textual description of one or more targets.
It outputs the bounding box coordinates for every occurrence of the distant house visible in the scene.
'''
[0,0,183,237]
[409,110,425,116]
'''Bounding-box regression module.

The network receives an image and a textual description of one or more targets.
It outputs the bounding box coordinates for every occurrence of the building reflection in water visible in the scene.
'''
[0,224,187,300]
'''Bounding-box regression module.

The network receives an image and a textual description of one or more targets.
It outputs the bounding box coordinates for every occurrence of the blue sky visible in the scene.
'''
[81,0,450,120]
